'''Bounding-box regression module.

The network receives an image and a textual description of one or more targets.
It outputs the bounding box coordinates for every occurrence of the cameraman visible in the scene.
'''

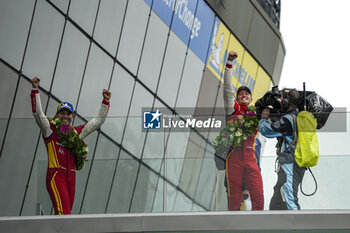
[258,88,305,210]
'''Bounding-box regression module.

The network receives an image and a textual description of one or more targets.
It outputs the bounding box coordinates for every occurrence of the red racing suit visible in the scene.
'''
[31,89,110,214]
[223,61,264,210]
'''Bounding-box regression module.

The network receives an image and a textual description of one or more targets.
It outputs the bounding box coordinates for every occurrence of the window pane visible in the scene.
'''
[77,44,113,118]
[153,99,171,143]
[138,13,168,92]
[94,0,127,56]
[194,156,217,210]
[106,151,139,213]
[164,158,184,187]
[211,169,228,211]
[178,131,207,197]
[163,182,177,212]
[21,144,43,216]
[196,68,220,108]
[93,134,120,160]
[0,117,8,155]
[35,145,53,215]
[69,0,99,36]
[163,130,190,186]
[152,177,164,212]
[80,159,115,214]
[130,164,158,213]
[22,0,65,91]
[51,22,90,105]
[48,0,69,13]
[175,51,204,112]
[178,156,202,199]
[192,204,206,212]
[117,0,150,75]
[122,83,153,158]
[157,34,187,108]
[173,190,193,212]
[80,135,120,213]
[209,79,225,143]
[71,117,99,214]
[0,62,18,150]
[166,131,190,159]
[142,102,167,172]
[0,0,35,69]
[0,78,47,216]
[101,63,135,144]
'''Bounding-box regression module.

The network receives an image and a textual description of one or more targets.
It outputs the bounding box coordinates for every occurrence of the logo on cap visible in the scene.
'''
[57,102,75,113]
[237,86,251,95]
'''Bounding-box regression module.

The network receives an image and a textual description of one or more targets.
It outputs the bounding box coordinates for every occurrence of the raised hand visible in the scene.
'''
[102,89,111,102]
[228,51,238,61]
[31,77,40,88]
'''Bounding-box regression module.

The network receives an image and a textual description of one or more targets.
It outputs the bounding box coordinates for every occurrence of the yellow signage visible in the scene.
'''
[227,34,245,89]
[206,19,273,103]
[207,19,230,81]
[235,50,258,94]
[252,67,272,103]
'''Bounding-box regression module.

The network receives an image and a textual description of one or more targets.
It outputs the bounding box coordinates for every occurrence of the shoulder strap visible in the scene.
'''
[291,114,298,147]
[276,114,298,155]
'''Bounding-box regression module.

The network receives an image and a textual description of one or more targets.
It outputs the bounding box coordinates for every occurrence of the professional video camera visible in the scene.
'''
[255,86,282,121]
[255,85,333,129]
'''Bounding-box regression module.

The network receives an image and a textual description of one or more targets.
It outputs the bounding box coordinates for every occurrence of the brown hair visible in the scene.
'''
[282,88,299,106]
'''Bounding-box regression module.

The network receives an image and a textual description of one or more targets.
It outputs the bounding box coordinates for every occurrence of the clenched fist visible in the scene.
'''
[31,77,40,88]
[102,89,111,102]
[228,51,238,61]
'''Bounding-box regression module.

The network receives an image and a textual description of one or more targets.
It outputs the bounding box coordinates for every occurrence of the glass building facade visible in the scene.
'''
[0,0,287,216]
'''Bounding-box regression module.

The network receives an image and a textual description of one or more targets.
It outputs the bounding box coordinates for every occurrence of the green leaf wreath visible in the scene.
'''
[213,105,259,157]
[49,118,88,170]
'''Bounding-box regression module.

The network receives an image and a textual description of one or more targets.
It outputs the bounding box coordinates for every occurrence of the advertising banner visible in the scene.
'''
[206,17,230,80]
[145,0,273,102]
[145,0,215,63]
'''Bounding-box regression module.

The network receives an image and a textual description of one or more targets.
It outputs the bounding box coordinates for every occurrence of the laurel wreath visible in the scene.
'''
[213,106,259,157]
[49,118,88,170]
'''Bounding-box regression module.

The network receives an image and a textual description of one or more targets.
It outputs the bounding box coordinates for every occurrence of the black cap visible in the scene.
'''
[237,86,251,95]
